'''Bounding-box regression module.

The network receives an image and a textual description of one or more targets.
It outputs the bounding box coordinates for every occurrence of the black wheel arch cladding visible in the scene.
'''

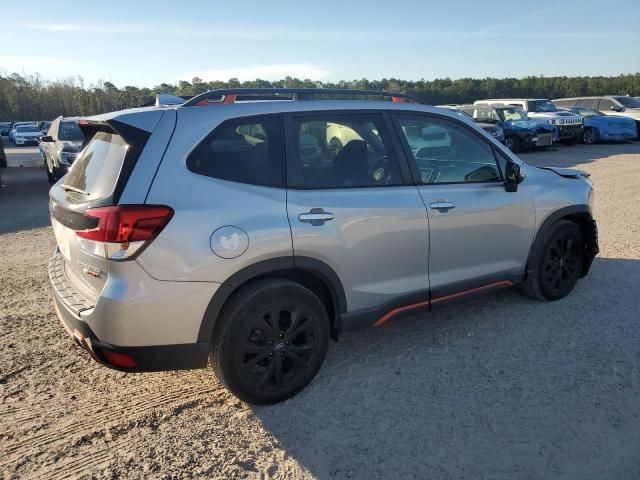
[526,204,598,280]
[197,256,347,343]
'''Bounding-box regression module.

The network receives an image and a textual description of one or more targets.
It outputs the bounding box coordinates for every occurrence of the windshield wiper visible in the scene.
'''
[60,184,90,195]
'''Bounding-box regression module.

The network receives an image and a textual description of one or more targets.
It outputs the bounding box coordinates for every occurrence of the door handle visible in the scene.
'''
[298,208,334,226]
[429,201,456,211]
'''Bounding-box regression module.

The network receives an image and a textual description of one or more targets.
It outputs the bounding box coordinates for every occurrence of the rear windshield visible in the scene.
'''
[62,131,127,199]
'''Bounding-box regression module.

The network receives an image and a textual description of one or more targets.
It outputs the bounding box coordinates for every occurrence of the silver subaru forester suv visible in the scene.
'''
[49,88,598,404]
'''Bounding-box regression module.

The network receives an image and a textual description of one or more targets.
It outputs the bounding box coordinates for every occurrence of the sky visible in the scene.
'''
[1,0,639,88]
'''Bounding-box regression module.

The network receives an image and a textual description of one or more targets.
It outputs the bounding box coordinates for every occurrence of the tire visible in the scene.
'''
[46,159,56,184]
[582,127,597,145]
[504,136,519,153]
[520,220,584,301]
[211,279,330,404]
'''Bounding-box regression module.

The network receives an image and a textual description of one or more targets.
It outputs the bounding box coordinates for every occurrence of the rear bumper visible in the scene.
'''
[52,294,210,372]
[49,253,212,372]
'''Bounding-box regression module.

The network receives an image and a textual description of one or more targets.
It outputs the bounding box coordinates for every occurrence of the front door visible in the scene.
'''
[284,111,429,321]
[393,112,535,300]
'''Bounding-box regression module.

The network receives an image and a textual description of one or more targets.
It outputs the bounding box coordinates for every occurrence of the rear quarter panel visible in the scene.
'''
[138,106,293,282]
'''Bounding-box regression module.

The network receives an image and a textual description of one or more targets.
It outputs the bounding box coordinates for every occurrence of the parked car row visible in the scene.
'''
[0,121,52,141]
[437,95,639,153]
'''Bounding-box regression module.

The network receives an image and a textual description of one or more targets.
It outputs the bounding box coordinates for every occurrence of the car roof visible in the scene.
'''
[82,101,466,131]
[554,95,622,100]
[476,98,549,102]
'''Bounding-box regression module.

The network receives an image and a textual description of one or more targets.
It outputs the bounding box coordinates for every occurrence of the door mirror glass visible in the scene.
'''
[504,162,521,192]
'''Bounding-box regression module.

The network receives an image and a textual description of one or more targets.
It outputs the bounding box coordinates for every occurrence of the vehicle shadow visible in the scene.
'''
[251,257,640,479]
[521,141,640,168]
[0,167,51,235]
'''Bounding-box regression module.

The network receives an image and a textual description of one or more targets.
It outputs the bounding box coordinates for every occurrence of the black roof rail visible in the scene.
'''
[182,88,423,107]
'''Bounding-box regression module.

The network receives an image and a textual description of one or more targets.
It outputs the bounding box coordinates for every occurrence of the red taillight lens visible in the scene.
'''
[76,205,174,243]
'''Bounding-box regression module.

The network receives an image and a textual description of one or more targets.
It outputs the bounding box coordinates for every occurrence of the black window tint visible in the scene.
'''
[187,115,283,187]
[287,113,402,189]
[598,99,615,111]
[396,115,502,184]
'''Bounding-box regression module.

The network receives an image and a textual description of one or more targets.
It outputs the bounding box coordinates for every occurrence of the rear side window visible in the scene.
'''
[63,131,127,200]
[576,98,598,109]
[187,115,283,188]
[597,98,615,111]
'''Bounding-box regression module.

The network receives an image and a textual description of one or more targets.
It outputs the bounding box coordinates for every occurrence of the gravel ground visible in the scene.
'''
[1,142,639,479]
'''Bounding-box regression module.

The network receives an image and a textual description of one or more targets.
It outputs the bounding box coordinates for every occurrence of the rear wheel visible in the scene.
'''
[520,220,584,301]
[211,279,330,404]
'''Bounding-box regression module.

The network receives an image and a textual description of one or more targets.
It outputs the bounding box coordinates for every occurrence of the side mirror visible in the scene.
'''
[504,162,523,192]
[40,135,54,142]
[611,105,623,112]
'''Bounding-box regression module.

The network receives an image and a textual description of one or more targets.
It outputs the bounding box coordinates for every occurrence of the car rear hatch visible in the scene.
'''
[48,109,170,307]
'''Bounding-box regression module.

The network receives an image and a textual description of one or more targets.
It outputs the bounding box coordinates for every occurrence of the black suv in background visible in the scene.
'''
[40,117,85,182]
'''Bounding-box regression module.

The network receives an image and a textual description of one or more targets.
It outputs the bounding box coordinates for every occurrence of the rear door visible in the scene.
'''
[392,112,535,300]
[284,111,429,318]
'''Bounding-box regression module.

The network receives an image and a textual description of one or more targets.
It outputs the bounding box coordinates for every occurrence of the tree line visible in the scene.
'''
[1,72,639,121]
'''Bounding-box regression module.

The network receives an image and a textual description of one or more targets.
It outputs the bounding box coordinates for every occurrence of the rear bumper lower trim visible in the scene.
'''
[52,294,209,372]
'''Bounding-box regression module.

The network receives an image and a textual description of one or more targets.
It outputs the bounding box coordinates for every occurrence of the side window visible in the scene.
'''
[395,115,502,184]
[187,115,283,187]
[598,98,615,112]
[576,98,598,109]
[286,113,402,189]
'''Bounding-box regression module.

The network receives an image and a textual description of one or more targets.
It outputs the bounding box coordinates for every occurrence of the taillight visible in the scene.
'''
[76,205,173,260]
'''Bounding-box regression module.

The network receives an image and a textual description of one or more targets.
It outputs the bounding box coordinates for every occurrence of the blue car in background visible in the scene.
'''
[457,104,556,153]
[557,107,637,144]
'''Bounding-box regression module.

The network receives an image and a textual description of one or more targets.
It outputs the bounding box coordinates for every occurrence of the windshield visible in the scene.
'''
[614,96,640,108]
[528,100,557,113]
[16,125,39,133]
[497,108,529,122]
[58,122,84,141]
[459,107,500,123]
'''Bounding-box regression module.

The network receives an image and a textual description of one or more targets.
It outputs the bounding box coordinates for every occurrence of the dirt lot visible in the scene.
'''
[1,141,639,479]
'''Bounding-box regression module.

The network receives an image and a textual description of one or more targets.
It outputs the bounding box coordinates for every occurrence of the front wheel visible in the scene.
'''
[211,279,330,404]
[520,220,584,301]
[582,128,597,145]
[504,136,519,153]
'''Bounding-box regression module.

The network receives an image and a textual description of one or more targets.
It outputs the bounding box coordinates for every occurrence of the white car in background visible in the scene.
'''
[13,124,42,146]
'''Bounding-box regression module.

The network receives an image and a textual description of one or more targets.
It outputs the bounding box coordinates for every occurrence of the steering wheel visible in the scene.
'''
[368,155,392,185]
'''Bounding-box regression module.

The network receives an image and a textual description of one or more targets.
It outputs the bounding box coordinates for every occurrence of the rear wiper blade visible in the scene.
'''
[60,184,90,195]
